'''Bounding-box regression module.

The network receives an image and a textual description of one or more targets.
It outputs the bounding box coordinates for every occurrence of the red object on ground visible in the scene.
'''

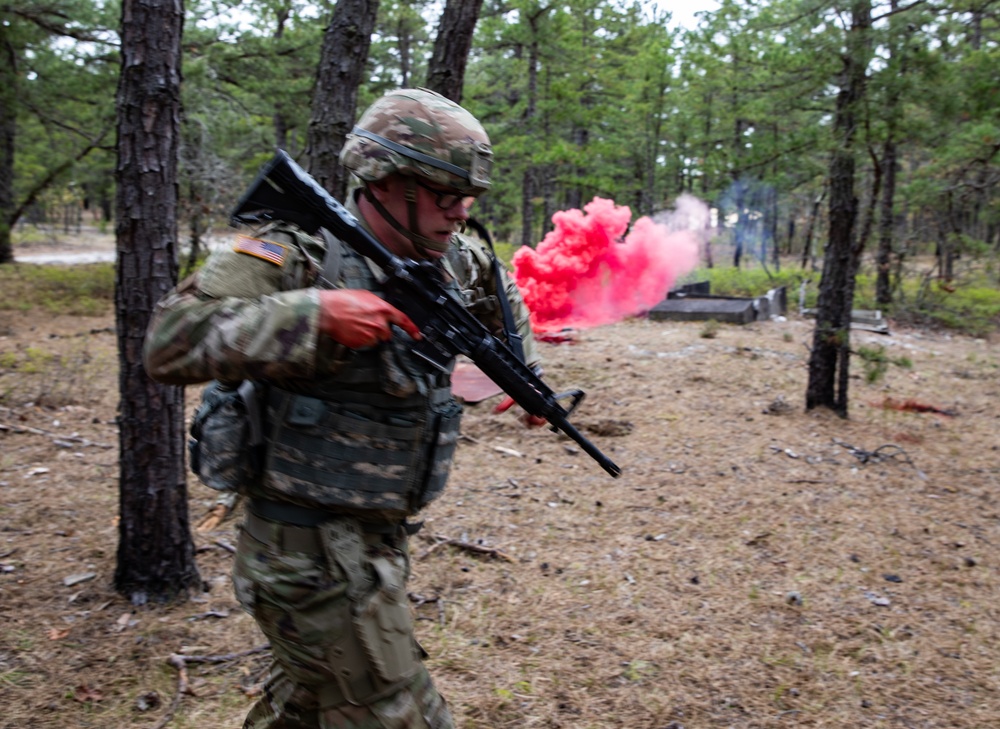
[536,329,580,344]
[451,360,504,404]
[494,396,547,427]
[493,396,516,414]
[877,397,956,417]
[451,362,546,428]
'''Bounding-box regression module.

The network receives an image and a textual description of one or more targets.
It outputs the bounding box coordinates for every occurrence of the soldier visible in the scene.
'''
[144,88,541,728]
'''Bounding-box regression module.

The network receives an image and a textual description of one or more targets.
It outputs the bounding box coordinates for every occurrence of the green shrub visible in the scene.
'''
[0,342,109,407]
[856,344,915,385]
[0,263,114,315]
[699,319,721,339]
[893,276,1000,338]
[493,241,519,269]
[682,265,815,307]
[678,262,998,338]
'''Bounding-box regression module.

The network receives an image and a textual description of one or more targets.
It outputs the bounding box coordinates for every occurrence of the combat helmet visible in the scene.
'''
[340,88,493,253]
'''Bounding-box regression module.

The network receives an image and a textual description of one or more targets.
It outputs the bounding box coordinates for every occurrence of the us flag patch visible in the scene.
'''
[233,235,287,266]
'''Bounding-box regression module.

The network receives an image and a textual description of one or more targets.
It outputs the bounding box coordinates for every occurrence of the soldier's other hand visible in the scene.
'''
[493,396,548,428]
[318,289,422,348]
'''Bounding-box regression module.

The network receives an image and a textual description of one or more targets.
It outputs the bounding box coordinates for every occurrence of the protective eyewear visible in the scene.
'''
[413,178,477,210]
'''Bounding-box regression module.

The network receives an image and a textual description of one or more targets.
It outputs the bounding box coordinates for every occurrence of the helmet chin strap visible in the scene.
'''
[362,179,451,255]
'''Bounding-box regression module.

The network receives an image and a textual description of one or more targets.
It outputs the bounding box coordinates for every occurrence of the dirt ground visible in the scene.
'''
[1,298,998,728]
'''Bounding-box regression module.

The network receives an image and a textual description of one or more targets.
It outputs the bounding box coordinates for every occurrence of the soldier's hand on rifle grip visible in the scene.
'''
[318,289,422,349]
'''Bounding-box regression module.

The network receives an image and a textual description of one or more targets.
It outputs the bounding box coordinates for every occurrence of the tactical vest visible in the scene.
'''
[259,238,463,517]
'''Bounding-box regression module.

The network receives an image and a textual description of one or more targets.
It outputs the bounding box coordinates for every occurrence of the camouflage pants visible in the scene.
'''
[234,512,454,729]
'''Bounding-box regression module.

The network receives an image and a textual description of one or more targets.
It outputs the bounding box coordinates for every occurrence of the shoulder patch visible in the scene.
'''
[233,235,287,266]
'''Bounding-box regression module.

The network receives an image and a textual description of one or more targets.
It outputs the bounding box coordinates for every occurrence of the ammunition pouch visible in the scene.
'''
[188,380,264,492]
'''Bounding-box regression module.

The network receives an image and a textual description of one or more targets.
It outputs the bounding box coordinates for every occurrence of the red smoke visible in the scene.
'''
[512,197,701,332]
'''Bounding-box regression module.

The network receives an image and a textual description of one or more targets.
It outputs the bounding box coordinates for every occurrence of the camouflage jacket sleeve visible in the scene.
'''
[143,225,340,385]
[445,232,542,370]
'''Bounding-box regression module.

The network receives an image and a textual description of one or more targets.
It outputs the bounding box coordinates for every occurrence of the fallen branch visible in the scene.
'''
[153,645,269,729]
[832,438,925,478]
[196,493,243,532]
[408,591,440,607]
[214,539,237,554]
[196,505,228,532]
[0,421,112,449]
[418,534,515,562]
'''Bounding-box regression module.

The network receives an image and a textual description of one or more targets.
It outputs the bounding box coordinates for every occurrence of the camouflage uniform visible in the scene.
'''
[144,90,538,729]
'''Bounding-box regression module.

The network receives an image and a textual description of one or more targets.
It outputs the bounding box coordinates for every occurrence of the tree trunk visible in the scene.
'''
[801,186,825,271]
[306,0,380,200]
[521,167,536,248]
[540,165,555,238]
[856,157,882,259]
[565,124,587,212]
[767,185,779,271]
[114,0,199,604]
[876,0,903,306]
[182,176,204,278]
[0,19,16,265]
[805,0,871,418]
[733,183,746,268]
[519,17,543,248]
[642,92,662,215]
[273,4,291,150]
[425,0,484,103]
[875,137,897,305]
[701,92,713,197]
[397,15,412,87]
[938,205,957,281]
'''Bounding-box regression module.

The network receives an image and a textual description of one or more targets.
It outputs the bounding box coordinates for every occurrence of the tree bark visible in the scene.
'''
[733,181,747,268]
[519,13,544,248]
[0,19,16,265]
[766,184,779,271]
[306,0,380,200]
[805,0,871,417]
[700,91,713,198]
[875,137,897,304]
[875,0,903,306]
[856,157,882,259]
[114,0,200,604]
[521,167,536,248]
[800,185,825,271]
[273,3,292,150]
[425,0,484,103]
[565,124,587,212]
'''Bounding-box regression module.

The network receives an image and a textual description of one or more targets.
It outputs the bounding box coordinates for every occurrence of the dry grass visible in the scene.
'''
[1,309,997,728]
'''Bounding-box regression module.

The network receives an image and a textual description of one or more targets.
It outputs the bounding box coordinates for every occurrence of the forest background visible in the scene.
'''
[2,0,998,316]
[1,1,1000,727]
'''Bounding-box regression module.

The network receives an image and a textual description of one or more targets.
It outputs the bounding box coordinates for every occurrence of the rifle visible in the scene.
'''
[231,150,621,479]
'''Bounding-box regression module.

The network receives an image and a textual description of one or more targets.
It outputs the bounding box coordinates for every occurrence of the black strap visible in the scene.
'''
[238,380,264,446]
[466,218,525,364]
[352,126,471,181]
[317,227,342,289]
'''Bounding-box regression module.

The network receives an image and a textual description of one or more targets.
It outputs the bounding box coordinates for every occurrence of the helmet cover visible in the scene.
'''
[340,88,492,195]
